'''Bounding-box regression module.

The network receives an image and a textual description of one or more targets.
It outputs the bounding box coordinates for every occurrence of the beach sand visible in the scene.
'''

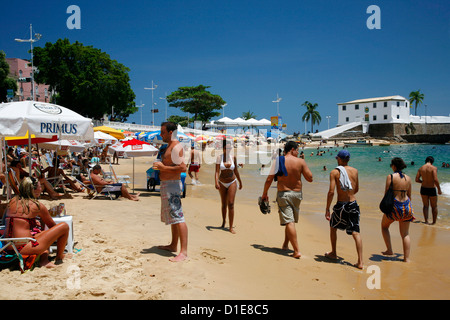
[1,147,449,300]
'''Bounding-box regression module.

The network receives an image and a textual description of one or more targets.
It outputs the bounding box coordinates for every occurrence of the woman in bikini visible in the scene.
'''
[381,157,415,262]
[215,139,242,234]
[4,177,70,268]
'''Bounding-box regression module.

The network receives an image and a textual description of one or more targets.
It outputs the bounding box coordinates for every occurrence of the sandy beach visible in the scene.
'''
[1,144,449,300]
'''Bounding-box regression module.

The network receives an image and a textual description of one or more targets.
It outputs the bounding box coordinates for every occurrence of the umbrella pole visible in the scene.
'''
[133,157,135,193]
[2,138,10,201]
[28,134,32,175]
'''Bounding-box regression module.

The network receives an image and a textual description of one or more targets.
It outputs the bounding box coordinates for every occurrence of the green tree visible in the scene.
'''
[0,51,18,103]
[166,85,225,125]
[167,115,191,127]
[409,90,424,116]
[33,39,136,120]
[301,101,321,133]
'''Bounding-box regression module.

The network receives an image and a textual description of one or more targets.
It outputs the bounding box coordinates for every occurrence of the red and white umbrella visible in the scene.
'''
[109,139,158,191]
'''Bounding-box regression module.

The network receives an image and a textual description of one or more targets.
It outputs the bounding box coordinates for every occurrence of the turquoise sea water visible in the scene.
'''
[189,143,450,228]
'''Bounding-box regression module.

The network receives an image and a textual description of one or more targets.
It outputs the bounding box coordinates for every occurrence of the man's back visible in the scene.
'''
[417,163,437,188]
[277,156,313,192]
[333,165,358,202]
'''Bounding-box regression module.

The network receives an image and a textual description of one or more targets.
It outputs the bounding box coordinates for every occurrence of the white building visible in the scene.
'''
[337,95,411,126]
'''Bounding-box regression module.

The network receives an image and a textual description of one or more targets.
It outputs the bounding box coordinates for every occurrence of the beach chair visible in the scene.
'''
[7,168,20,196]
[46,174,68,194]
[108,162,130,187]
[71,165,81,177]
[87,168,120,200]
[0,213,38,272]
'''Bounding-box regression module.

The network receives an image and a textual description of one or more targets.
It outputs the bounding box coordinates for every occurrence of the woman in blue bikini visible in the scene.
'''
[215,139,242,233]
[381,157,415,262]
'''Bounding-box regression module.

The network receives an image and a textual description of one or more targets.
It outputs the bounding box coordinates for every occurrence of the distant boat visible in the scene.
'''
[344,139,373,147]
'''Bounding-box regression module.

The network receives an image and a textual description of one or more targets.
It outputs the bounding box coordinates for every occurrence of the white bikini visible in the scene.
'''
[219,155,237,189]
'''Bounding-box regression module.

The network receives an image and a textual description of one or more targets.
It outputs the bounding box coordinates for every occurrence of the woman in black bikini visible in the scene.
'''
[5,177,70,268]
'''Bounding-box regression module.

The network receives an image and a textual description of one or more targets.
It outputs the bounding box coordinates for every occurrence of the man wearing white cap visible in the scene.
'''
[325,150,363,269]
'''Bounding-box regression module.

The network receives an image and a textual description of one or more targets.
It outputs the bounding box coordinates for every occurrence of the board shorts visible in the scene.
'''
[330,200,361,235]
[387,198,415,222]
[160,180,185,225]
[276,190,302,225]
[102,183,123,198]
[188,164,200,173]
[420,186,437,197]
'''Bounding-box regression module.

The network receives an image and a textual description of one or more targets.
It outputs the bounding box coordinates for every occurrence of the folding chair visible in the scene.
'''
[46,174,68,194]
[0,214,38,272]
[87,168,120,200]
[7,168,20,197]
[108,162,131,187]
[71,165,81,177]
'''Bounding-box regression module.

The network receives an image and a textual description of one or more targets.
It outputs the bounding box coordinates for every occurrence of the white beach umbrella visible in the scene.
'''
[94,131,118,145]
[40,139,86,153]
[0,101,94,140]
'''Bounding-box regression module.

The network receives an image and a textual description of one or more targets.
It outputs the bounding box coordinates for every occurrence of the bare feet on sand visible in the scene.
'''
[169,253,188,262]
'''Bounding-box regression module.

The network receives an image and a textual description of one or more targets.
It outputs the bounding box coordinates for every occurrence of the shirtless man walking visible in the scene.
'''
[261,141,313,259]
[415,156,442,225]
[154,122,188,262]
[325,150,363,269]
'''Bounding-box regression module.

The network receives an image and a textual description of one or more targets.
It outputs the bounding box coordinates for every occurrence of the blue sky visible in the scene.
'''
[1,0,449,133]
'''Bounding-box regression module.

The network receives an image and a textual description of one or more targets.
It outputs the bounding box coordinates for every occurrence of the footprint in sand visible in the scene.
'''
[201,249,225,263]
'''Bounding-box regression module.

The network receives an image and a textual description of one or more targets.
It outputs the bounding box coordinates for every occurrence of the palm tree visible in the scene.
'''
[242,110,257,131]
[409,90,424,116]
[301,101,321,133]
[242,110,257,120]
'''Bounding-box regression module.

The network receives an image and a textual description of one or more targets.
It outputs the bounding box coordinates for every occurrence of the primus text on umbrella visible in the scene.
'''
[40,123,78,135]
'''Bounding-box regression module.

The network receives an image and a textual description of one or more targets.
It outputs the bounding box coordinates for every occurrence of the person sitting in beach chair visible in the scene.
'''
[40,157,84,193]
[9,160,62,200]
[3,177,70,269]
[89,165,140,201]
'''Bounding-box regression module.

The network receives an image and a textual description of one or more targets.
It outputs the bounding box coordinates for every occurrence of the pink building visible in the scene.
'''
[6,58,52,102]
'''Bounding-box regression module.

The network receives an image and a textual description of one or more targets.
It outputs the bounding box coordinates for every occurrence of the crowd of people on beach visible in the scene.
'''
[152,122,444,269]
[0,143,142,269]
[0,121,444,272]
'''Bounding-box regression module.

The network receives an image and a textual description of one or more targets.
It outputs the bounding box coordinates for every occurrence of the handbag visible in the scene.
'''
[379,174,394,215]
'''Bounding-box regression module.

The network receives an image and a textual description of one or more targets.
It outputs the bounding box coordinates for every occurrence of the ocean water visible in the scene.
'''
[188,143,450,228]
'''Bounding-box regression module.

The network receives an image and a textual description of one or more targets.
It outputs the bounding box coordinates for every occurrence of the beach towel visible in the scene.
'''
[336,166,352,191]
[274,156,288,181]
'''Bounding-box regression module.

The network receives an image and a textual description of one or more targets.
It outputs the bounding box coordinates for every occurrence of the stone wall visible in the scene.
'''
[368,122,450,143]
[369,123,450,137]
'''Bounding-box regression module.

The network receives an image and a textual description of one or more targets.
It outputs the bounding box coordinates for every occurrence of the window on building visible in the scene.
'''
[342,105,346,111]
[384,102,387,107]
[384,115,388,120]
[355,104,359,110]
[373,102,377,108]
[346,117,349,122]
[397,101,400,107]
[397,115,400,119]
[373,115,377,121]
[19,70,23,77]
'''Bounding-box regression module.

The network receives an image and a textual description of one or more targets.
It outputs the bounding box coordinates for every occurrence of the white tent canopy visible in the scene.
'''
[0,101,94,140]
[213,117,271,127]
